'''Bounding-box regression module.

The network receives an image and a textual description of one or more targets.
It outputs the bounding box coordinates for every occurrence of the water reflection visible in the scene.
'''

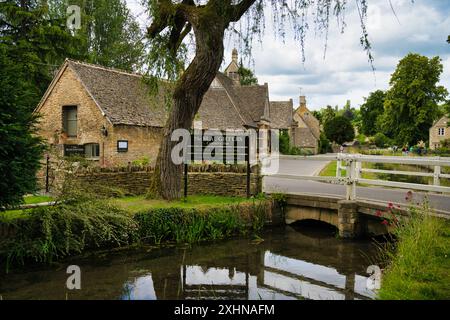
[0,225,379,300]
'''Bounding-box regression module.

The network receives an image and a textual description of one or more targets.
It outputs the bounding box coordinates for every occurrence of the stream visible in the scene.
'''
[0,223,381,300]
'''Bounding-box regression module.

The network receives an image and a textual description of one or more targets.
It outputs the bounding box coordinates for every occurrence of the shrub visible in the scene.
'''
[374,133,392,148]
[134,202,267,245]
[279,130,291,155]
[356,133,368,145]
[319,132,332,154]
[1,198,270,270]
[0,201,138,269]
[132,157,150,166]
[376,201,450,300]
[324,115,355,145]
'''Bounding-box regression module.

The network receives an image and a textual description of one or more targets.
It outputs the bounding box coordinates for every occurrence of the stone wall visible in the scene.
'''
[35,65,164,167]
[75,166,261,197]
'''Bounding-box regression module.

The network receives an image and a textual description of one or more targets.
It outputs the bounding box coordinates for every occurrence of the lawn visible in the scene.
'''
[0,195,256,221]
[0,195,54,221]
[23,195,54,204]
[319,161,346,177]
[111,195,257,214]
[379,216,450,300]
[0,209,30,221]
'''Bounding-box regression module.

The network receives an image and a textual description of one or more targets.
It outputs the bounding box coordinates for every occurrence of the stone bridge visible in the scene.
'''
[279,194,440,239]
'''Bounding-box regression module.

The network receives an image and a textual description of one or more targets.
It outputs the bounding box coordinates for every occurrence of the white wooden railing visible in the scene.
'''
[263,154,450,201]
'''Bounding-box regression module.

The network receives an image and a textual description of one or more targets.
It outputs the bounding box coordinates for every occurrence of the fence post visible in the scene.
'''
[434,165,441,186]
[345,159,356,201]
[336,160,342,178]
[355,160,362,180]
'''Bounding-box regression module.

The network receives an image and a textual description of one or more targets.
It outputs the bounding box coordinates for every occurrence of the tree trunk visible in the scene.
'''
[150,21,225,200]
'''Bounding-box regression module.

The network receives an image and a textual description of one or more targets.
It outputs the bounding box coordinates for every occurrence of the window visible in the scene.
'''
[85,143,100,159]
[117,140,128,152]
[438,128,445,136]
[62,106,77,137]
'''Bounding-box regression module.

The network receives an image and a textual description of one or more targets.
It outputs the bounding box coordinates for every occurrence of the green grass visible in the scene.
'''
[0,195,269,268]
[0,196,54,221]
[378,211,450,300]
[23,195,54,205]
[319,161,346,177]
[111,195,255,214]
[0,209,30,221]
[0,195,254,221]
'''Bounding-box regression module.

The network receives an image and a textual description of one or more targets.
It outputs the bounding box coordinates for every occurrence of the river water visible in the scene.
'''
[0,223,380,300]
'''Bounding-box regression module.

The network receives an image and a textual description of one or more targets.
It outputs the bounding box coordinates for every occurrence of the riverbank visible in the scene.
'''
[378,207,450,300]
[0,195,281,271]
[0,224,379,300]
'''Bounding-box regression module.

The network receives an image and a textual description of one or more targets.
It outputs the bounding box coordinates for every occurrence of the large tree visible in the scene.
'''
[380,53,448,146]
[324,115,355,145]
[0,0,83,105]
[48,0,145,72]
[238,64,258,86]
[144,0,375,200]
[0,44,45,208]
[360,90,386,136]
[0,0,79,206]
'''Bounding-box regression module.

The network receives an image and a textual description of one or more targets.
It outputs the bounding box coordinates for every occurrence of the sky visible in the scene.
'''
[126,0,450,111]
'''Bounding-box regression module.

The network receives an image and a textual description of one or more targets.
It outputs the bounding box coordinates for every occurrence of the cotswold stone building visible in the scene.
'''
[430,116,449,150]
[292,96,320,154]
[35,51,299,166]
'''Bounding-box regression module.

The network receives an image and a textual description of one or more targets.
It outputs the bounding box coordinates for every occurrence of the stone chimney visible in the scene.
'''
[232,48,238,63]
[299,96,307,109]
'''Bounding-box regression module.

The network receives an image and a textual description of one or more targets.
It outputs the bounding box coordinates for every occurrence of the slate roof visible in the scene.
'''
[68,60,169,127]
[294,105,320,139]
[269,101,294,129]
[39,60,293,131]
[432,116,449,128]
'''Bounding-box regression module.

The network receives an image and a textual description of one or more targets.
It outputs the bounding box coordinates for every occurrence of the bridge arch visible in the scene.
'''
[285,206,339,229]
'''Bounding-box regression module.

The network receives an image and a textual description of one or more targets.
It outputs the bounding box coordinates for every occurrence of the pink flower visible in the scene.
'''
[388,202,394,208]
[405,191,413,202]
[376,210,383,217]
[382,220,389,226]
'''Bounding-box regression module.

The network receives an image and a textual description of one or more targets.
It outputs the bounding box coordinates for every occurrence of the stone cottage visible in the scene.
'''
[429,116,449,150]
[35,51,296,167]
[291,96,321,154]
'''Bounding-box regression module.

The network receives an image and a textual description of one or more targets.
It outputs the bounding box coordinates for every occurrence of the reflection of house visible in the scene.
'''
[291,96,320,154]
[430,116,449,150]
[34,50,294,166]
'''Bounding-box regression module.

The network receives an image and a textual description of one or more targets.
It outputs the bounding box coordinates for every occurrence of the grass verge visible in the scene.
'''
[111,195,254,213]
[0,195,270,271]
[378,206,450,300]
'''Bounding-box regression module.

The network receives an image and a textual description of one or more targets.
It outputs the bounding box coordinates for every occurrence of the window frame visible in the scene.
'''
[62,105,78,138]
[438,127,445,136]
[117,140,129,153]
[84,143,100,160]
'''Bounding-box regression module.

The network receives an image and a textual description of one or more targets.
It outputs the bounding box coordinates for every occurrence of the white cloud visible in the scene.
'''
[127,0,450,110]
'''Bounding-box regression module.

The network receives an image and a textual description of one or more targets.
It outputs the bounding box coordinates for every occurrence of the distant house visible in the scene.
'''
[34,51,294,167]
[291,96,321,154]
[429,116,449,150]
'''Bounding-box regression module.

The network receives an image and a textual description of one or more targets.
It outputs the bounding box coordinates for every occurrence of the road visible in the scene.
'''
[262,157,450,214]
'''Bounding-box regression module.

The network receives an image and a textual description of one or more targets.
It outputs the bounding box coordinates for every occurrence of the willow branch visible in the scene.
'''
[229,0,257,22]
